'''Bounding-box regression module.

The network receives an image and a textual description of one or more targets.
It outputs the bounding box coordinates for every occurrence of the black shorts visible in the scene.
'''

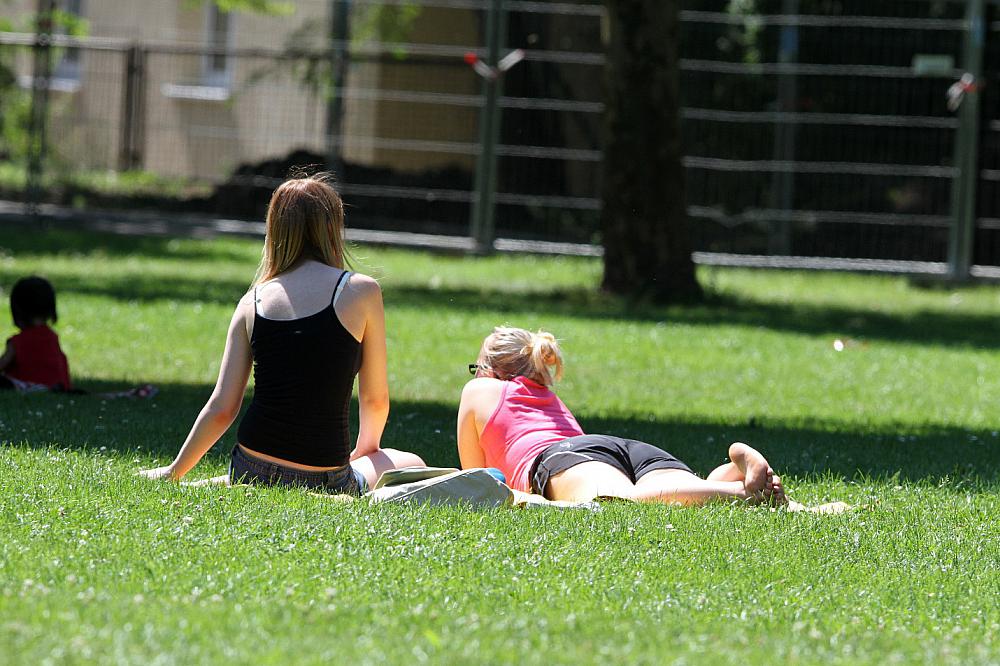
[528,434,694,497]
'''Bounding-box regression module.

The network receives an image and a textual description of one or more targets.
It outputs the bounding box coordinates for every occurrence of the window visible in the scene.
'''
[52,0,84,84]
[202,5,233,87]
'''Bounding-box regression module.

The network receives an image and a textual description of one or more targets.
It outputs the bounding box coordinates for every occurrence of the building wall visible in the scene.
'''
[1,1,482,180]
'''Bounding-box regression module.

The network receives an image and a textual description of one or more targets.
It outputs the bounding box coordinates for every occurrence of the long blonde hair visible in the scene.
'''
[481,326,564,386]
[253,173,348,284]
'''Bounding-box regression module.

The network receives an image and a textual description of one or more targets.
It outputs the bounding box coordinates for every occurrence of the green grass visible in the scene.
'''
[2,228,1000,665]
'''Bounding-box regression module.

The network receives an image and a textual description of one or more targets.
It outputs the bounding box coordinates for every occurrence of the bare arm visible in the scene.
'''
[139,296,253,481]
[351,277,389,460]
[0,341,13,373]
[456,379,504,469]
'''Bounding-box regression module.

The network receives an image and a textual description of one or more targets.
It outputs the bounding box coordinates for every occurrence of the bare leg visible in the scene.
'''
[660,441,789,506]
[633,468,751,505]
[350,448,426,489]
[547,441,791,507]
[706,461,742,482]
[546,462,752,506]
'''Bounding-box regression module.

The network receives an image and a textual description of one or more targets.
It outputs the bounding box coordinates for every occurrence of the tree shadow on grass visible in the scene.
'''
[578,414,999,486]
[0,268,253,307]
[0,229,256,305]
[9,275,996,352]
[0,226,258,264]
[2,227,997,350]
[383,286,1000,351]
[0,381,459,473]
[2,384,996,486]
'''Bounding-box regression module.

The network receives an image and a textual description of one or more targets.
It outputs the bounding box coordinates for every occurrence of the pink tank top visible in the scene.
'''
[478,376,584,492]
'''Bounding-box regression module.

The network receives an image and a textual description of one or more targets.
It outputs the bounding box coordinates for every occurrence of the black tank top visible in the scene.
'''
[236,271,362,466]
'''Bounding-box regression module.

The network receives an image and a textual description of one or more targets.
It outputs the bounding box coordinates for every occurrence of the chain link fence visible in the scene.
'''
[1,0,998,276]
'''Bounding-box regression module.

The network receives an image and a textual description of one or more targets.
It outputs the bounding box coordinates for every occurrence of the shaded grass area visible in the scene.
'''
[386,285,1000,351]
[4,229,1000,352]
[2,387,998,486]
[2,227,1000,665]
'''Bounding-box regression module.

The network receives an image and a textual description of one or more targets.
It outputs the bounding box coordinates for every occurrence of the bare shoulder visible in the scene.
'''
[238,289,256,307]
[235,290,256,316]
[346,272,381,294]
[460,378,505,426]
[231,290,256,335]
[345,272,383,307]
[461,377,505,401]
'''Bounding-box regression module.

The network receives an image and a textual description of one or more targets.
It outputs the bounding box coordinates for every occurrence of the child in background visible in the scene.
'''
[0,276,71,392]
[0,276,155,398]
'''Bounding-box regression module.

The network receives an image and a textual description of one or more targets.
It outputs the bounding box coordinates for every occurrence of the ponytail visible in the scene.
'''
[482,326,564,386]
[529,330,563,384]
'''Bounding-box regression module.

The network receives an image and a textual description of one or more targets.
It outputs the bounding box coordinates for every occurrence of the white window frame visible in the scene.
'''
[201,3,234,88]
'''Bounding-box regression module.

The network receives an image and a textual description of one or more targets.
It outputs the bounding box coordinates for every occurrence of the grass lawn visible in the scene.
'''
[2,228,999,665]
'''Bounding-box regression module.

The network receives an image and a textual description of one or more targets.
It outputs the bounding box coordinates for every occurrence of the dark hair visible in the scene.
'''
[10,276,58,328]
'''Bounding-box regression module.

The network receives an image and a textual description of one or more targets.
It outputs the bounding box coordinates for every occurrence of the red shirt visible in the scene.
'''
[6,325,72,389]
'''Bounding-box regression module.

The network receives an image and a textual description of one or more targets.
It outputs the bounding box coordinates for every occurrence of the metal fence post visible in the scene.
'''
[26,0,56,216]
[768,0,799,255]
[120,43,146,171]
[947,0,985,281]
[470,0,507,255]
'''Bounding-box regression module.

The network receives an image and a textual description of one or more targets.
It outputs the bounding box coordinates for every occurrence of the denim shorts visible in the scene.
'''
[230,445,368,496]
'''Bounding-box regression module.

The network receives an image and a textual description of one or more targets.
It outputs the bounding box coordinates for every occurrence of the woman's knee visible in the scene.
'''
[350,448,426,488]
[379,448,426,468]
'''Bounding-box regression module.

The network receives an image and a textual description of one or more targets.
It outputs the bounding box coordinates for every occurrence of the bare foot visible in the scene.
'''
[767,473,788,506]
[728,442,772,498]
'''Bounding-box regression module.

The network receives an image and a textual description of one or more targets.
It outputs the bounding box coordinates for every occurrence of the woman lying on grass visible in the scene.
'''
[457,326,786,506]
[139,173,424,493]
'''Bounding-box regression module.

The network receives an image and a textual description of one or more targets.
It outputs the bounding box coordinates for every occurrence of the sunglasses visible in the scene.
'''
[468,363,489,376]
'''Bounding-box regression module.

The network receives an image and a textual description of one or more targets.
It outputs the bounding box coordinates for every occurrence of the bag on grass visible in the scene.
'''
[367,466,513,508]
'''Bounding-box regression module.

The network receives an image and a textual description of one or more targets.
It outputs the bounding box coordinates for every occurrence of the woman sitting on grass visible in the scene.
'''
[140,173,425,494]
[457,326,785,506]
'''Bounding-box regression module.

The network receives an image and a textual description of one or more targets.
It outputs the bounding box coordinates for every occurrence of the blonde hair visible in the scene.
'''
[254,173,348,284]
[481,326,564,386]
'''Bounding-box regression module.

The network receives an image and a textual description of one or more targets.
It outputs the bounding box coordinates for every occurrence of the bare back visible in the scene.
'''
[247,261,368,341]
[236,259,389,462]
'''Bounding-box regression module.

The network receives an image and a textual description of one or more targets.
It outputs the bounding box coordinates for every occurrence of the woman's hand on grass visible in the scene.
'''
[137,465,179,481]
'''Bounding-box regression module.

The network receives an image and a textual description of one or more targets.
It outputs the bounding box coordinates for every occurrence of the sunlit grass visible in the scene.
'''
[1,228,999,665]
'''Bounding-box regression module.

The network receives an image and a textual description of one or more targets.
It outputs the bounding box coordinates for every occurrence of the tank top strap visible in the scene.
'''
[331,270,351,307]
[253,285,260,315]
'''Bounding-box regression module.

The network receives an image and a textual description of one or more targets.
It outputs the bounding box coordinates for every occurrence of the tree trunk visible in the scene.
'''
[600,0,702,302]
